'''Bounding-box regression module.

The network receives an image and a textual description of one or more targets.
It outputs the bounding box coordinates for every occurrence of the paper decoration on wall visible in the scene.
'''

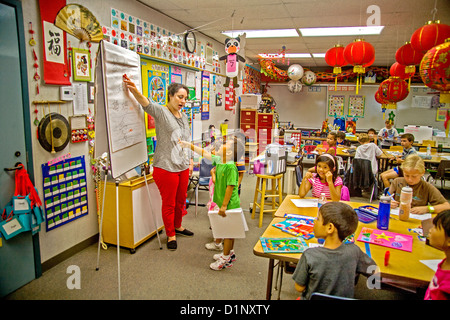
[243,65,261,94]
[328,95,345,116]
[201,72,210,120]
[38,0,71,85]
[219,37,245,88]
[41,155,89,231]
[348,95,365,118]
[225,80,235,111]
[55,4,103,42]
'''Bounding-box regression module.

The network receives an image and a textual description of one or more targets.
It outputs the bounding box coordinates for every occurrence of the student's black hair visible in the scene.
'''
[336,131,346,140]
[167,83,189,102]
[368,128,377,134]
[319,202,359,241]
[433,210,450,238]
[314,154,338,182]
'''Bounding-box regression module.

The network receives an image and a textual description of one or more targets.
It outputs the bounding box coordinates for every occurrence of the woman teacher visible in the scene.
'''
[123,74,194,251]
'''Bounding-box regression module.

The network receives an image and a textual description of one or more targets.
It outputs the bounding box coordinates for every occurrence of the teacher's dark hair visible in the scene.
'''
[167,83,189,102]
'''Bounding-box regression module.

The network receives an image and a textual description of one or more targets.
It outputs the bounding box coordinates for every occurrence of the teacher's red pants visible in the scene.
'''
[152,167,190,237]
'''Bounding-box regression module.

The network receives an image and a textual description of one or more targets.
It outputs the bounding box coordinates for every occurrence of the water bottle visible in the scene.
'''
[399,186,413,221]
[426,144,431,156]
[377,196,391,230]
[318,193,327,209]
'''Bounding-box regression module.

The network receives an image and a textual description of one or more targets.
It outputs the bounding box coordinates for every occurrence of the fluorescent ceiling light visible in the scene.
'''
[312,53,326,58]
[258,53,311,58]
[299,26,384,37]
[222,29,299,38]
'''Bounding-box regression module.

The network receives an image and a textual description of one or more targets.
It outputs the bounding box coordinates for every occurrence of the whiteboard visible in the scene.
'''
[403,125,433,143]
[94,41,147,178]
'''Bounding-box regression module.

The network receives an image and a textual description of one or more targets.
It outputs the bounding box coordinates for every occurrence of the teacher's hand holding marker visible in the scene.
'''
[123,74,194,251]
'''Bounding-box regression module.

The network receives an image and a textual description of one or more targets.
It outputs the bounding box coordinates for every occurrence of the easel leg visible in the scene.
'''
[143,170,162,249]
[115,180,121,300]
[96,169,108,271]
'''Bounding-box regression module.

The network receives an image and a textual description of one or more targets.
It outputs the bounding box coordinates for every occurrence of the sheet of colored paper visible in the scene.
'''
[357,227,413,252]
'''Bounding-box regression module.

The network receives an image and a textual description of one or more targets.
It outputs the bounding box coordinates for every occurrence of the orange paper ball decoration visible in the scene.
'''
[325,45,347,74]
[378,77,409,109]
[395,42,423,73]
[419,39,450,103]
[411,21,450,53]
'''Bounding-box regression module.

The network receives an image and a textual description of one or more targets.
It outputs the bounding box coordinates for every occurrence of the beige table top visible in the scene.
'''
[253,195,444,286]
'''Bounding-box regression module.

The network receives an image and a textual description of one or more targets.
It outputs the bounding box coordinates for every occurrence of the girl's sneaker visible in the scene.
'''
[205,241,223,251]
[213,250,236,262]
[210,254,233,271]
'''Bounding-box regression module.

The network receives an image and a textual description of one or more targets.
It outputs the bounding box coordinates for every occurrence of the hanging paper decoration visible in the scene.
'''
[395,42,423,73]
[219,37,245,88]
[287,64,304,81]
[343,39,375,94]
[378,77,409,109]
[301,71,317,86]
[259,59,289,81]
[287,80,302,93]
[38,0,71,85]
[420,39,450,103]
[55,4,103,42]
[410,20,450,53]
[325,44,347,90]
[375,90,389,119]
[389,62,415,90]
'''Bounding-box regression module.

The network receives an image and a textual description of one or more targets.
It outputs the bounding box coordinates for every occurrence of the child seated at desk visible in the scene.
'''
[380,133,417,188]
[313,132,338,156]
[425,210,450,300]
[355,133,383,175]
[368,128,378,146]
[388,155,450,215]
[299,154,343,201]
[292,202,377,300]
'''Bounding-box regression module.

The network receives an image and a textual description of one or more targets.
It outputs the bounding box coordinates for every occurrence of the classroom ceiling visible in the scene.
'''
[138,0,450,69]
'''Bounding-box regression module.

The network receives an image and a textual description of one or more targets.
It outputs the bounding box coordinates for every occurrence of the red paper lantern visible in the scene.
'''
[390,62,415,79]
[395,42,423,73]
[411,21,450,53]
[344,39,375,93]
[375,90,390,119]
[420,39,450,103]
[325,44,347,90]
[325,45,347,73]
[378,77,409,109]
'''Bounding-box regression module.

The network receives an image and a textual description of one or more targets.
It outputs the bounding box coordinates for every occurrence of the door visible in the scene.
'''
[0,0,39,297]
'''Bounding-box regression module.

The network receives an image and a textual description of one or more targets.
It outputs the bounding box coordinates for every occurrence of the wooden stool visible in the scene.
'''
[252,174,283,228]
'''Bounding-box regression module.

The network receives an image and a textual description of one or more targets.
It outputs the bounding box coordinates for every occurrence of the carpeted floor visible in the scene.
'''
[6,171,442,300]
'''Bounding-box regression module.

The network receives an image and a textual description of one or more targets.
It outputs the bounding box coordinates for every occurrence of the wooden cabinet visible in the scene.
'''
[99,176,164,253]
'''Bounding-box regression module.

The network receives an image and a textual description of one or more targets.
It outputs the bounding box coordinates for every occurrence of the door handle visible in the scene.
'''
[4,162,23,171]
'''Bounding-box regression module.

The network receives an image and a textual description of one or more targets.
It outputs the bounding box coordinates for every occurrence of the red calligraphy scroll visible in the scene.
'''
[38,0,71,85]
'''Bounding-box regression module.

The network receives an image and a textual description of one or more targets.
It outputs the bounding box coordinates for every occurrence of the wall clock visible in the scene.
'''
[184,31,196,53]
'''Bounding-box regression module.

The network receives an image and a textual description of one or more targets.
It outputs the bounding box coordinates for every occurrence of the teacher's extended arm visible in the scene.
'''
[123,74,150,107]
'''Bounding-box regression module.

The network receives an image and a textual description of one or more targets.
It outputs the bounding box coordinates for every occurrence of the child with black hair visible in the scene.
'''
[180,135,245,270]
[299,154,343,201]
[425,210,450,300]
[293,202,377,300]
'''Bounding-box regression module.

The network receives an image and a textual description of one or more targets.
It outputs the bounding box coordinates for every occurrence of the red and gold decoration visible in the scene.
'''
[375,90,390,119]
[419,38,450,103]
[259,59,289,82]
[395,42,423,75]
[389,62,415,89]
[325,44,347,91]
[377,77,409,110]
[343,39,375,93]
[411,20,450,54]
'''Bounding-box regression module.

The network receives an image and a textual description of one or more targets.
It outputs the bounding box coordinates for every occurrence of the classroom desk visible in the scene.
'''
[253,195,445,300]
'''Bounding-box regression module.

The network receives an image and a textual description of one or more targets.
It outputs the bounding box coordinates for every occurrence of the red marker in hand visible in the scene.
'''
[384,251,390,266]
